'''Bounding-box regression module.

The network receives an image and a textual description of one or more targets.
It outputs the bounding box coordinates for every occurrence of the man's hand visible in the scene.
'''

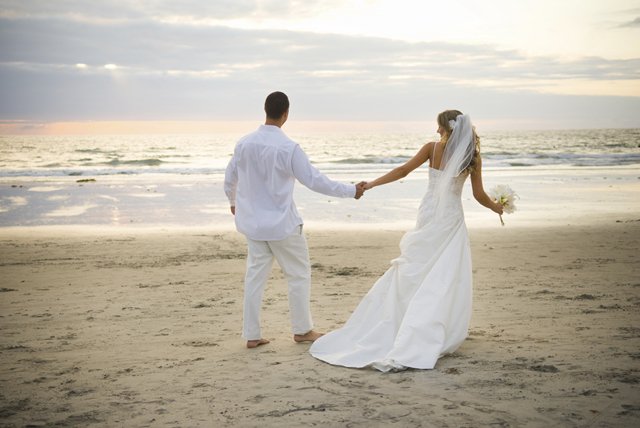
[354,181,366,200]
[230,206,236,215]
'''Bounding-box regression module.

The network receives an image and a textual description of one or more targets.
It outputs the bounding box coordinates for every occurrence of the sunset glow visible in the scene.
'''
[0,0,638,133]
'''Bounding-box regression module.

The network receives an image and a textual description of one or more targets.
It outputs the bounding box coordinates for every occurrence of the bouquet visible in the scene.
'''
[489,184,518,226]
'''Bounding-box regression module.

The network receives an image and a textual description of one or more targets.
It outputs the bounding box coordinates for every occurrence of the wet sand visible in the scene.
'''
[0,220,639,427]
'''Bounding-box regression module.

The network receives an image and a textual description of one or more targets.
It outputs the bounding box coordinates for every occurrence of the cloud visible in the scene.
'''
[0,8,638,127]
[1,16,637,81]
[0,0,343,22]
[619,17,640,28]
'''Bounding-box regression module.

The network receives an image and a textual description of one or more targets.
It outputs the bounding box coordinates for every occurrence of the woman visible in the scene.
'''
[309,110,504,372]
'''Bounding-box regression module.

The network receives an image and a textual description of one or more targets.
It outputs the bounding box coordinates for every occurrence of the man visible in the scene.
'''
[224,91,365,349]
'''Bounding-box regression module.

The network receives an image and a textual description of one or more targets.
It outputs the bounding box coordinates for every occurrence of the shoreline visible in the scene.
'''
[0,212,638,236]
[1,221,639,426]
[1,165,639,230]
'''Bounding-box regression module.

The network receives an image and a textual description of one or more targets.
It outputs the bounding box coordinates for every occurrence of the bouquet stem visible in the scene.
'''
[499,214,505,226]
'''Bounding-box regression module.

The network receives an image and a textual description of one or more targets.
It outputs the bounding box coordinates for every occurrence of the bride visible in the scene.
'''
[309,110,505,372]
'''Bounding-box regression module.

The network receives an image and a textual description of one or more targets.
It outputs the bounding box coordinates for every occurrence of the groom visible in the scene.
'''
[224,91,365,348]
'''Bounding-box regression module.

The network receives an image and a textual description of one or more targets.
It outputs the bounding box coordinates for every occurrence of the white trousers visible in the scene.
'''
[243,226,313,340]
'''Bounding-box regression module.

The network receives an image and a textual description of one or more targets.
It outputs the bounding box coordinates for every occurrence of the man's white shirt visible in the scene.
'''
[224,124,356,241]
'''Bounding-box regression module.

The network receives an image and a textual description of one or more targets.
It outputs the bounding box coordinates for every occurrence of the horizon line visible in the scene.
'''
[1,119,638,136]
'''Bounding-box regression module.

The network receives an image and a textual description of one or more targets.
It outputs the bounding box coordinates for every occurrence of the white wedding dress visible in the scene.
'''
[310,167,472,372]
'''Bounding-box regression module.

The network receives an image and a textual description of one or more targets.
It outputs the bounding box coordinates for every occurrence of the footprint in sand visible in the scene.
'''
[574,294,599,300]
[179,341,219,347]
[529,364,559,373]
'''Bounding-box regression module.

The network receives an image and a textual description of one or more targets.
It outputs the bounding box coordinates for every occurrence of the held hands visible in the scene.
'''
[354,181,376,199]
[354,181,367,199]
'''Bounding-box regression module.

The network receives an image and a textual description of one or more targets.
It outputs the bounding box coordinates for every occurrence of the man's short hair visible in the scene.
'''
[264,91,289,119]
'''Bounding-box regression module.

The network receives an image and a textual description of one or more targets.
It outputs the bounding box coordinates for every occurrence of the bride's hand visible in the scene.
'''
[494,202,504,215]
[363,181,374,190]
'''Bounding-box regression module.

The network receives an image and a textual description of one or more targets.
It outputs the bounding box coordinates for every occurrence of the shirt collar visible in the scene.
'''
[259,124,283,133]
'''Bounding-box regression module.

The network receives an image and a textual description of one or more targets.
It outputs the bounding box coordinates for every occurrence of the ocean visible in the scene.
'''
[0,128,639,228]
[1,128,639,179]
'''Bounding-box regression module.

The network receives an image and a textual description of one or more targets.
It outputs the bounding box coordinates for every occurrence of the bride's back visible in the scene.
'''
[429,141,446,171]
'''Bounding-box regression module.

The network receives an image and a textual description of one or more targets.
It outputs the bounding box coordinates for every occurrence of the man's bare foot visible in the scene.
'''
[246,338,270,349]
[293,330,324,343]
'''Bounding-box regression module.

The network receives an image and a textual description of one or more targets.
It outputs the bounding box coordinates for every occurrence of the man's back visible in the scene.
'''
[231,125,301,240]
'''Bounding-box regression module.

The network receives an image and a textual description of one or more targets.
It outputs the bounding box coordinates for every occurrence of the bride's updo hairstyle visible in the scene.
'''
[437,109,480,174]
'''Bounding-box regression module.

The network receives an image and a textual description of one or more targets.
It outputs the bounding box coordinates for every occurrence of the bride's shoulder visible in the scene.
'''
[425,141,441,149]
[415,142,435,160]
[420,141,438,157]
[420,141,438,152]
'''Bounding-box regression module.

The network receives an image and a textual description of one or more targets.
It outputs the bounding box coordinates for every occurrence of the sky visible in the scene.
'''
[1,0,639,133]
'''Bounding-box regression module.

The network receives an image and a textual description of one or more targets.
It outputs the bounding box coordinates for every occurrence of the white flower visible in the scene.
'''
[489,184,518,225]
[490,184,518,214]
[448,119,456,130]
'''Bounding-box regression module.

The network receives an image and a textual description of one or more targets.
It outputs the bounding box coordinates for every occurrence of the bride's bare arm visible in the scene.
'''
[364,143,433,190]
[470,156,503,214]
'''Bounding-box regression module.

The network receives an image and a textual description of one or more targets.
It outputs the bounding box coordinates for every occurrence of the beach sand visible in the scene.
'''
[1,220,639,427]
